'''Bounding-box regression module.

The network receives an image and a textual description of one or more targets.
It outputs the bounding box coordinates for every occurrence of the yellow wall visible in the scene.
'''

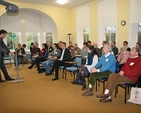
[0,0,131,48]
[89,1,98,43]
[117,0,130,48]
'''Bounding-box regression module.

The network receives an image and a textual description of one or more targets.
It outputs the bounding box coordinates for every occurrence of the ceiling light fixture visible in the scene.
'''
[57,0,67,5]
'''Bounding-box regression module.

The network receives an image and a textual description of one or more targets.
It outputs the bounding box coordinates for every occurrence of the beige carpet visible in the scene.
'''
[0,64,141,113]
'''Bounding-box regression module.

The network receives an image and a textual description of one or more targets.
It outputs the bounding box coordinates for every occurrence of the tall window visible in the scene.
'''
[44,32,53,45]
[83,29,89,42]
[105,27,116,44]
[6,32,21,50]
[26,32,40,49]
[138,23,141,44]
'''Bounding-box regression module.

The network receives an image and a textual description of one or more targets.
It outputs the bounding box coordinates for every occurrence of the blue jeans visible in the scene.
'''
[14,55,23,67]
[43,60,54,73]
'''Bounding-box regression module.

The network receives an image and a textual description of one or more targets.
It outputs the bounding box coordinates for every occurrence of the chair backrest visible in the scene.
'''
[74,56,82,67]
[115,62,119,72]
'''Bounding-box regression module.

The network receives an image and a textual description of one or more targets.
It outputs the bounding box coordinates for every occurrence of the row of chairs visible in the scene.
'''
[41,56,140,104]
[63,57,141,104]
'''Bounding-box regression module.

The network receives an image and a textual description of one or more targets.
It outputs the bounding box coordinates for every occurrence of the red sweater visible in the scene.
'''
[121,56,141,82]
[40,48,46,56]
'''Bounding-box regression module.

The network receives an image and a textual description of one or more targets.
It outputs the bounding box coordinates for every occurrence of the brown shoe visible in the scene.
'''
[99,98,112,103]
[82,89,93,96]
[97,93,109,98]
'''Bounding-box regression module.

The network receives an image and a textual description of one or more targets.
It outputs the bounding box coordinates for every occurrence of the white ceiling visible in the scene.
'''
[7,0,95,8]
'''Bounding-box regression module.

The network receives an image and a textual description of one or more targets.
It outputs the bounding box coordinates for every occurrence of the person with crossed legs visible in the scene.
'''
[48,42,71,81]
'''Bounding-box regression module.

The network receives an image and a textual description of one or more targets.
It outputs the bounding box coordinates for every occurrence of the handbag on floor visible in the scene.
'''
[127,87,141,105]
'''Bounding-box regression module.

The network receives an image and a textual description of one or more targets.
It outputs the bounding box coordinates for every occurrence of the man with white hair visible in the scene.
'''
[82,44,116,96]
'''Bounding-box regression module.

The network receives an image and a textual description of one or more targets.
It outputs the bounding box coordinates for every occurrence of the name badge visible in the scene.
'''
[106,58,109,62]
[130,62,134,66]
[75,51,77,53]
[56,52,57,54]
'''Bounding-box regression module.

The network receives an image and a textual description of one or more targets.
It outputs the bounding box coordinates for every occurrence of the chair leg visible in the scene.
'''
[125,87,127,104]
[96,80,98,92]
[65,71,67,80]
[73,73,75,81]
[62,69,64,79]
[10,60,11,65]
[103,81,105,93]
[115,86,117,98]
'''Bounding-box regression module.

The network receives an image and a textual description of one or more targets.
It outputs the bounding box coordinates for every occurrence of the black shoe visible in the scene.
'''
[38,70,46,74]
[47,72,52,76]
[82,85,86,90]
[45,72,51,76]
[6,78,14,81]
[71,80,78,84]
[52,78,59,81]
[28,66,32,69]
[0,79,6,82]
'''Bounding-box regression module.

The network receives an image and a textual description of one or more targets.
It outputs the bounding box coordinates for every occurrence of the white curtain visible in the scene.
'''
[0,10,57,32]
[76,4,90,30]
[130,0,141,24]
[98,0,117,47]
[129,0,141,47]
[0,13,21,32]
[129,23,138,48]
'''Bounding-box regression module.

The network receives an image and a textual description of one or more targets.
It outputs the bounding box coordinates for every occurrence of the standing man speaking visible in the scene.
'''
[0,29,14,82]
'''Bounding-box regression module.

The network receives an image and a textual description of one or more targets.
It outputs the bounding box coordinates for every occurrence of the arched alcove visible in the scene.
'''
[0,8,58,50]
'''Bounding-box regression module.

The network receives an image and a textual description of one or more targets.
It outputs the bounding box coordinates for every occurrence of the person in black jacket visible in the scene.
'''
[48,42,71,81]
[0,29,14,82]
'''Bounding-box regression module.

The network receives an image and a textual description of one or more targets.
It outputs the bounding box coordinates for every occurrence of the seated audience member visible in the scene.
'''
[43,43,61,76]
[80,42,89,63]
[140,49,141,56]
[117,46,130,72]
[123,41,131,51]
[87,41,94,50]
[48,42,71,81]
[101,41,107,50]
[28,43,48,73]
[93,43,102,58]
[31,43,40,63]
[70,43,81,59]
[97,47,141,103]
[30,43,34,53]
[14,44,26,68]
[136,42,141,53]
[82,44,116,96]
[71,48,98,90]
[47,42,53,53]
[111,41,118,56]
[68,42,73,51]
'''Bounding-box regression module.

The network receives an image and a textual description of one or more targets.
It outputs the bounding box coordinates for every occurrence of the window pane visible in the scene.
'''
[111,33,116,41]
[105,27,116,44]
[106,33,110,43]
[6,32,20,50]
[83,29,89,42]
[46,32,52,35]
[26,32,38,49]
[46,36,53,45]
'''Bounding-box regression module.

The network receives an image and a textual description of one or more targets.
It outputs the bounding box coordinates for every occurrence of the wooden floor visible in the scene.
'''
[0,64,141,113]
